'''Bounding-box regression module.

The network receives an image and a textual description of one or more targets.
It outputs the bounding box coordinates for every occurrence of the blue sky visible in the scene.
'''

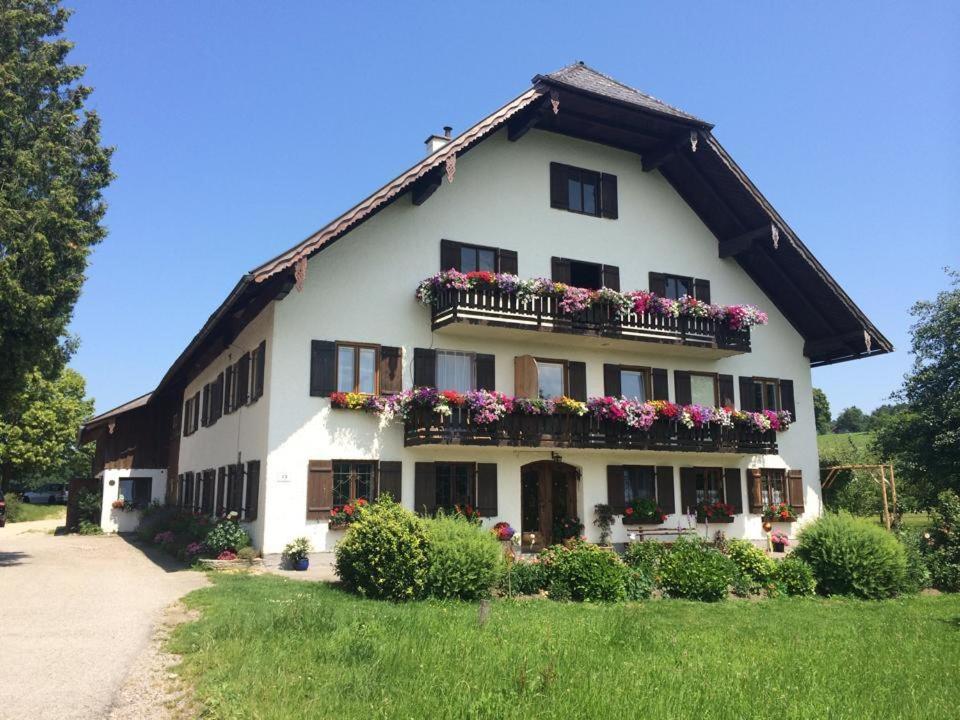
[64,1,959,416]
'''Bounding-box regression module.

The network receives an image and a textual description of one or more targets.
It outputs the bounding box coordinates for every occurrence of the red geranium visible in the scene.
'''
[625,507,634,516]
[441,390,466,406]
[466,271,495,284]
[344,504,354,516]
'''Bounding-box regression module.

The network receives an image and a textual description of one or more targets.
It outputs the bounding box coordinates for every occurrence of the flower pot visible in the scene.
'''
[772,542,786,552]
[293,557,309,571]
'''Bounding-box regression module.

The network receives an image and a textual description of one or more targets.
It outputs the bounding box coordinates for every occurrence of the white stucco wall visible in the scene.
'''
[100,467,167,533]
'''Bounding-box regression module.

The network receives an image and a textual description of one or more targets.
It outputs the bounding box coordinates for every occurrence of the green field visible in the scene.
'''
[817,431,876,458]
[6,500,65,523]
[170,575,960,719]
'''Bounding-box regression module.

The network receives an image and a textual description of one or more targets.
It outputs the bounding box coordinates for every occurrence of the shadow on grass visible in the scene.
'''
[941,616,960,631]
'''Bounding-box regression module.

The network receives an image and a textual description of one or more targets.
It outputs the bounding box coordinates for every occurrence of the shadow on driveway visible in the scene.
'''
[115,533,197,574]
[0,550,29,567]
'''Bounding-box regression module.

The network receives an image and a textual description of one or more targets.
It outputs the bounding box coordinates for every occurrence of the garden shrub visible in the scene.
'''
[204,519,251,555]
[3,492,24,522]
[499,559,545,596]
[623,540,670,575]
[539,541,628,602]
[898,530,932,593]
[726,539,776,592]
[422,513,503,600]
[77,519,103,535]
[658,536,735,602]
[74,487,102,528]
[773,555,817,597]
[924,490,960,592]
[795,513,908,599]
[335,497,429,601]
[625,567,655,600]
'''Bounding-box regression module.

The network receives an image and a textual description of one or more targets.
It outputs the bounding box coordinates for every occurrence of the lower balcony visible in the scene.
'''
[403,407,778,454]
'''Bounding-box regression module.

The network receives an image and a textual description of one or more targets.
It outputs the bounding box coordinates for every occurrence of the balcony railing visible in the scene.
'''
[404,407,777,454]
[430,288,751,352]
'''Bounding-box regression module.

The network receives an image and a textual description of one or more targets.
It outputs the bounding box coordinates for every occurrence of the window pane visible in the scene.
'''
[764,383,779,411]
[690,375,716,406]
[477,249,496,272]
[762,471,785,505]
[333,463,351,505]
[537,362,565,399]
[695,469,722,504]
[665,276,691,300]
[582,177,597,215]
[337,346,355,392]
[460,246,477,273]
[118,479,133,501]
[436,351,475,393]
[567,177,583,212]
[453,465,472,506]
[355,463,374,501]
[358,348,376,394]
[435,464,452,508]
[624,466,656,502]
[621,370,647,401]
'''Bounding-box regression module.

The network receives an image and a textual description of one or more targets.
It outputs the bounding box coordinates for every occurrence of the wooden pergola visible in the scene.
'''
[821,463,899,530]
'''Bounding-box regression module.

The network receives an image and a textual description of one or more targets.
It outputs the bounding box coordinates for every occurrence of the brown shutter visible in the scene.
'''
[679,468,697,515]
[747,468,763,513]
[603,363,621,397]
[377,461,402,502]
[567,361,587,401]
[310,340,337,397]
[674,371,692,405]
[606,465,625,514]
[514,355,539,398]
[549,162,568,209]
[224,365,235,413]
[245,461,260,521]
[475,353,495,391]
[237,353,251,406]
[440,238,460,271]
[779,379,796,419]
[788,469,805,514]
[379,346,403,394]
[600,173,618,219]
[651,368,669,400]
[718,375,735,408]
[551,256,571,284]
[649,272,667,296]
[306,460,333,519]
[497,248,518,275]
[216,467,226,513]
[182,400,190,436]
[413,348,436,387]
[414,462,435,515]
[724,468,743,514]
[656,466,675,514]
[601,264,620,291]
[253,340,266,400]
[739,376,755,411]
[693,278,711,303]
[476,463,498,516]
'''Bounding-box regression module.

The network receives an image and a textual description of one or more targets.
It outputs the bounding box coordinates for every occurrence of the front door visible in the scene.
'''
[520,461,578,551]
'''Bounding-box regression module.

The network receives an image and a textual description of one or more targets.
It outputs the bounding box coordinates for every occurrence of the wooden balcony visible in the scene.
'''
[404,407,778,454]
[430,288,751,356]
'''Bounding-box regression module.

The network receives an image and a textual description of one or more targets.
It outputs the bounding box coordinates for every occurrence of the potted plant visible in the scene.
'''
[623,498,667,525]
[696,501,735,523]
[492,521,516,542]
[283,536,312,571]
[762,502,797,522]
[593,504,614,546]
[770,529,790,552]
[554,515,584,542]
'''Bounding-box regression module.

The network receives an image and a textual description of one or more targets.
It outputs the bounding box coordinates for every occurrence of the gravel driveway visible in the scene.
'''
[0,519,207,720]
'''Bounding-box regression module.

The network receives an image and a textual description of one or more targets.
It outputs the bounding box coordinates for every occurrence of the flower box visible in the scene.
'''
[697,515,734,524]
[622,517,666,526]
[327,521,349,531]
[762,502,798,523]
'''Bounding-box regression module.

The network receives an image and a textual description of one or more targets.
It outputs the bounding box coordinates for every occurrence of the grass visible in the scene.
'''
[170,575,960,720]
[817,431,876,458]
[9,502,65,523]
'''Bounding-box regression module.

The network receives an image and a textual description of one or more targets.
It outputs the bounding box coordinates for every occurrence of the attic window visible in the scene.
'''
[549,162,618,219]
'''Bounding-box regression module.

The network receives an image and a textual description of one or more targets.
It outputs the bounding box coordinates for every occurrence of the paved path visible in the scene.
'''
[0,520,207,720]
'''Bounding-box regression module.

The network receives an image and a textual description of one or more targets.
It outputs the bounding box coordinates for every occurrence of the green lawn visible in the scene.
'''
[9,502,65,523]
[170,575,960,720]
[817,431,876,458]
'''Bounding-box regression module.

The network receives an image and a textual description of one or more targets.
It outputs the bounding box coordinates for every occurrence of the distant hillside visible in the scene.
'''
[817,431,883,515]
[817,432,877,462]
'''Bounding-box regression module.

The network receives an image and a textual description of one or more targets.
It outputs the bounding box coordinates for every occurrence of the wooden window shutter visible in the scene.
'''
[310,340,337,397]
[182,400,190,436]
[549,162,568,209]
[377,461,402,502]
[600,173,618,219]
[651,368,669,401]
[606,465,625,514]
[514,355,539,398]
[476,463,498,517]
[674,371,692,405]
[413,347,436,387]
[748,469,763,513]
[216,467,226,513]
[601,264,620,291]
[379,346,403,394]
[306,460,333,519]
[414,462,436,515]
[656,466,675,514]
[224,365,235,413]
[718,375,735,408]
[679,468,697,515]
[237,353,251,406]
[551,256,571,284]
[497,248,518,275]
[693,278,711,303]
[475,353,495,391]
[253,340,266,400]
[649,272,667,297]
[245,461,260,521]
[440,239,460,271]
[724,468,743,514]
[567,361,587,401]
[788,469,805,514]
[779,379,796,419]
[738,376,755,411]
[603,363,621,397]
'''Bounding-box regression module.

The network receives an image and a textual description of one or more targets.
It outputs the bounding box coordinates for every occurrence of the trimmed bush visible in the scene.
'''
[499,559,546,596]
[335,497,430,601]
[774,555,817,597]
[899,530,932,593]
[925,490,960,592]
[658,536,735,602]
[795,513,908,599]
[422,514,503,600]
[540,541,628,602]
[204,519,251,555]
[727,539,776,593]
[3,492,24,522]
[623,540,670,575]
[625,567,655,600]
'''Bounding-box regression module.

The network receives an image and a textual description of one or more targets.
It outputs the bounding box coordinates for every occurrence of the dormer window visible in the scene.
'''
[549,162,618,219]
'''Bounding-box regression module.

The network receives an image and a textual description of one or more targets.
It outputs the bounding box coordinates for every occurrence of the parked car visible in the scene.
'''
[21,483,68,504]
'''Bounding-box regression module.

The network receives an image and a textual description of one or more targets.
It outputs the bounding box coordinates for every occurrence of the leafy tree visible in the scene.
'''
[0,367,94,492]
[833,406,869,434]
[813,388,832,435]
[867,403,907,430]
[0,1,113,411]
[875,270,960,505]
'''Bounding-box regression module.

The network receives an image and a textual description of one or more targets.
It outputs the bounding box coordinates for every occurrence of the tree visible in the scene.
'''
[0,1,113,411]
[0,367,94,492]
[813,388,832,434]
[833,406,869,434]
[875,270,960,505]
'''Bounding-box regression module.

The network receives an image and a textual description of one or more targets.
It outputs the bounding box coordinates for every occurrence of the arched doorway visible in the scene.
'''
[520,460,580,551]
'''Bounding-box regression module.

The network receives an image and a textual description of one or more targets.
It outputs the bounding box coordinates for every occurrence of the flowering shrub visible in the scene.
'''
[217,550,238,561]
[539,540,630,602]
[697,501,735,521]
[726,539,776,594]
[452,504,481,524]
[415,270,769,330]
[770,529,790,547]
[204,518,251,555]
[763,502,797,522]
[154,530,175,545]
[185,541,204,558]
[492,521,516,541]
[623,498,667,524]
[554,515,584,541]
[330,497,368,528]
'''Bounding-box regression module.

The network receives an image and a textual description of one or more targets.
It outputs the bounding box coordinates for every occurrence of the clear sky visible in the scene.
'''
[63,1,959,416]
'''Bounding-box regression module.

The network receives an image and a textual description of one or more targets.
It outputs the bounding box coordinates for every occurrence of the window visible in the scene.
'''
[250,340,266,403]
[694,467,724,505]
[664,275,692,300]
[569,260,602,290]
[182,392,200,436]
[226,464,243,513]
[336,343,378,394]
[435,463,474,510]
[620,368,650,401]
[244,460,260,521]
[333,461,376,506]
[440,239,517,274]
[118,477,151,508]
[760,469,787,506]
[224,365,236,414]
[549,163,617,219]
[690,373,718,407]
[436,351,475,393]
[752,378,780,411]
[460,245,495,273]
[537,361,566,399]
[649,273,711,303]
[624,466,656,503]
